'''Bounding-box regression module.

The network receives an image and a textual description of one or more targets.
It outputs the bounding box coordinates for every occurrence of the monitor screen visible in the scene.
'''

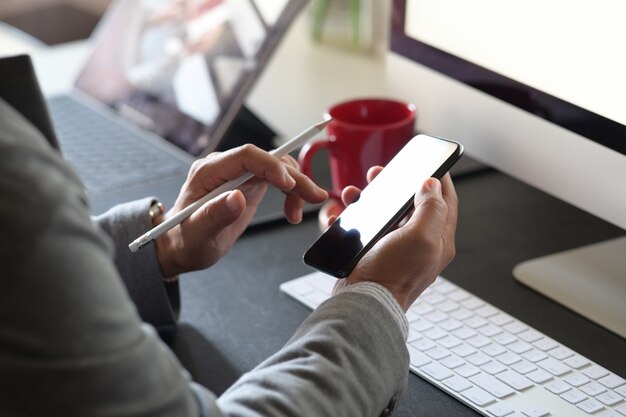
[75,0,305,157]
[390,0,626,156]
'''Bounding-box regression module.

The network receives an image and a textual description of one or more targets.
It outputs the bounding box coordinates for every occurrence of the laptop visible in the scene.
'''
[47,0,309,222]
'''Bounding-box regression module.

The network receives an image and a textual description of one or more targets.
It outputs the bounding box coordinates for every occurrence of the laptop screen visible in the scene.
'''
[75,0,305,157]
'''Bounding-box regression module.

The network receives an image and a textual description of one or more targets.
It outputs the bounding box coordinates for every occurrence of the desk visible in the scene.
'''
[172,168,625,416]
[3,13,625,416]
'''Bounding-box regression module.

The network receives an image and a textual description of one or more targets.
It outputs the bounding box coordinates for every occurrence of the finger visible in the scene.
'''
[284,164,328,203]
[187,190,246,236]
[283,191,305,224]
[366,165,384,183]
[189,145,297,197]
[341,186,361,207]
[406,178,448,239]
[439,173,459,241]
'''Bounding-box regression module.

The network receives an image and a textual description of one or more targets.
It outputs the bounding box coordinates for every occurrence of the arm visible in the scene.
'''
[217,286,409,417]
[0,97,199,416]
[93,199,180,329]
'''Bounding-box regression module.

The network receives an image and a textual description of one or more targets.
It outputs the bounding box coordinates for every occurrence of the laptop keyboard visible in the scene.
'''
[48,95,189,194]
[281,272,626,417]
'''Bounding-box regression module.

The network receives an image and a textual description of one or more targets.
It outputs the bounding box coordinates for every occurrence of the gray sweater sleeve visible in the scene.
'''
[93,200,180,329]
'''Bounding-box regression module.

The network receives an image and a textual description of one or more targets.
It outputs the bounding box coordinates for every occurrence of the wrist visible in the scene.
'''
[150,201,180,282]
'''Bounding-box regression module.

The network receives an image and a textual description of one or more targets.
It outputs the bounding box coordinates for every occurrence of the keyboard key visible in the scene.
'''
[424,346,451,361]
[599,374,626,389]
[410,318,434,332]
[467,352,492,367]
[548,346,575,360]
[518,329,543,343]
[411,338,436,351]
[478,324,503,337]
[451,308,474,321]
[423,293,446,305]
[461,386,497,406]
[452,344,476,358]
[511,360,537,375]
[509,341,533,355]
[521,405,550,417]
[482,360,507,375]
[440,354,466,370]
[465,316,490,329]
[422,327,448,340]
[490,313,514,327]
[561,388,588,404]
[482,343,507,358]
[496,352,522,366]
[545,379,571,395]
[617,403,626,416]
[503,322,528,335]
[424,311,449,323]
[447,289,471,302]
[456,363,481,378]
[583,365,610,380]
[461,298,485,310]
[421,362,454,381]
[522,349,548,363]
[579,381,607,397]
[563,372,591,388]
[438,300,460,313]
[470,373,515,398]
[527,369,552,384]
[492,332,518,346]
[576,398,604,414]
[439,318,463,332]
[537,357,571,377]
[614,384,626,397]
[453,326,478,340]
[496,369,534,391]
[413,303,435,315]
[485,403,515,417]
[442,375,472,392]
[439,335,463,349]
[595,390,622,406]
[533,338,559,352]
[467,334,491,348]
[475,305,499,318]
[564,354,591,369]
[408,346,432,367]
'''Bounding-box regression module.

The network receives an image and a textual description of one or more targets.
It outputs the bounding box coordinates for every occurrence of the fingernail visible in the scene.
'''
[424,178,441,194]
[284,171,296,189]
[226,191,241,212]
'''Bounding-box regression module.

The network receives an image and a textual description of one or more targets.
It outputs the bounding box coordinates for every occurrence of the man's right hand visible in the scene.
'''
[333,168,458,311]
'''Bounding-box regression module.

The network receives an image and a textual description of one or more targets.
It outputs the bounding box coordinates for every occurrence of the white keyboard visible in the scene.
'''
[280,272,626,417]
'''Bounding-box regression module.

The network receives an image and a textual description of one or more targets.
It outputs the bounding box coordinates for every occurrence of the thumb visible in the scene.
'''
[188,190,246,234]
[407,178,447,235]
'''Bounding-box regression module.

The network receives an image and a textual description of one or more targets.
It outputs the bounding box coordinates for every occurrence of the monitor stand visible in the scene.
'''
[513,236,626,339]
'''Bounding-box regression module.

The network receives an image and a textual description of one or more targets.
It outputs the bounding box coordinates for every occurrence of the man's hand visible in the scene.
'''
[155,144,328,278]
[333,167,458,311]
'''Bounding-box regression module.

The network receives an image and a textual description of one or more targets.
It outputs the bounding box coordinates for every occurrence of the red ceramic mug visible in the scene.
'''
[299,98,416,200]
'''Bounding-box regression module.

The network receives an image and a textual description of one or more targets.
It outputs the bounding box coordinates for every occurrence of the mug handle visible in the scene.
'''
[298,139,340,200]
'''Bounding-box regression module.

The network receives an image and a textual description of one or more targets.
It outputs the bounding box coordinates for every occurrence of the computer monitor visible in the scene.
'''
[387,0,626,338]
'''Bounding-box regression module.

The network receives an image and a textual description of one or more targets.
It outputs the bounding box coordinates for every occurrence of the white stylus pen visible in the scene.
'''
[128,118,332,253]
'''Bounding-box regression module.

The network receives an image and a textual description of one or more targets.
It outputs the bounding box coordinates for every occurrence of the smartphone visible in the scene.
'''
[303,134,463,278]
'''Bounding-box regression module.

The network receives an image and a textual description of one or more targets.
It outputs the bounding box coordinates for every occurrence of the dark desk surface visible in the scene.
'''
[169,167,626,416]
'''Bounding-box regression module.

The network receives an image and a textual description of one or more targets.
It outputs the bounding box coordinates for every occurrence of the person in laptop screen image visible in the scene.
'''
[0,55,458,417]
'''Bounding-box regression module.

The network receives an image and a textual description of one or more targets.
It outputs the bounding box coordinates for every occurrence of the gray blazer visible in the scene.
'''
[0,56,409,417]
